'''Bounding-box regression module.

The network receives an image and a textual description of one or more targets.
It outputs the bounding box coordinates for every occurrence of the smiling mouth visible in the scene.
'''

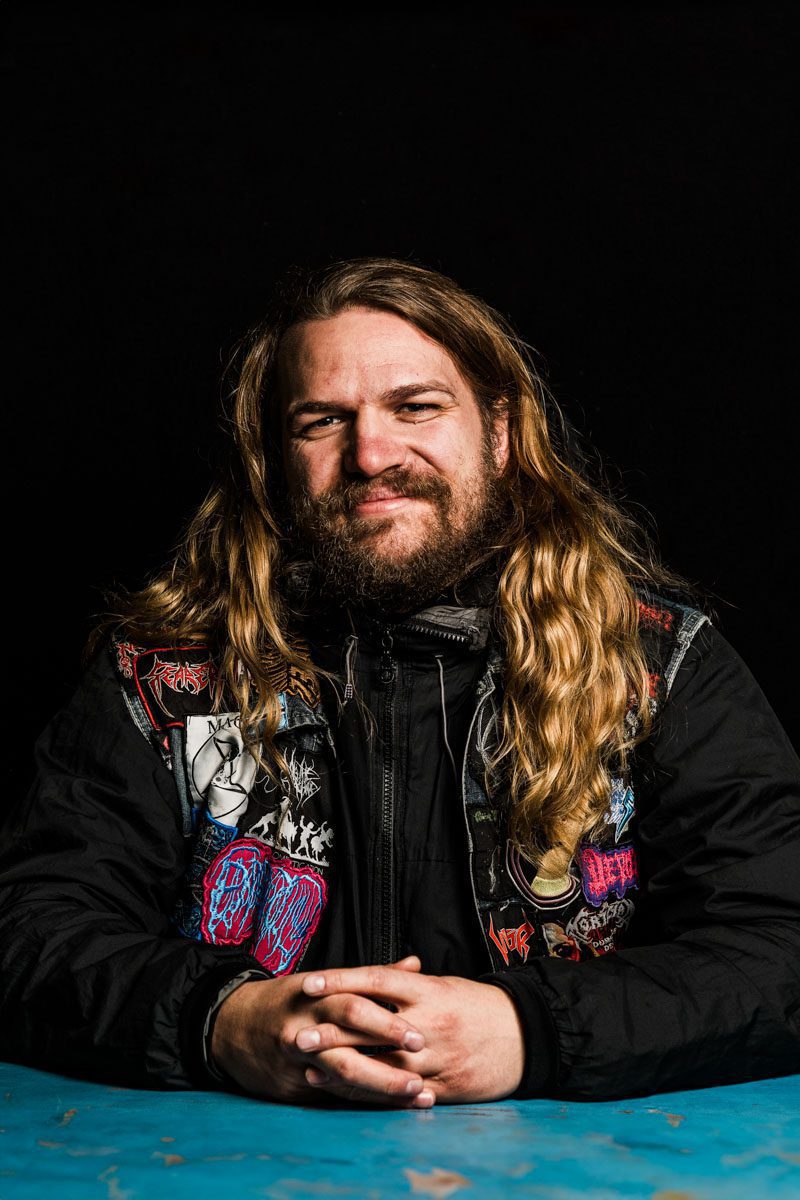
[351,494,420,515]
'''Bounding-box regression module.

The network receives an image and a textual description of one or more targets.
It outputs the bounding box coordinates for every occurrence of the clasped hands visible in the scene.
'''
[211,955,525,1108]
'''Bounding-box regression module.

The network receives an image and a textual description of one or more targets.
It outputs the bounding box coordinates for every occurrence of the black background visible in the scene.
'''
[4,4,798,777]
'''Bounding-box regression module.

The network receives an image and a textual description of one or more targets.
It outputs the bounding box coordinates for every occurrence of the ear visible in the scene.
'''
[490,401,510,471]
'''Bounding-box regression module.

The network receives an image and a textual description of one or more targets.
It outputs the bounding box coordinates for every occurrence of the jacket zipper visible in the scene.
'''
[377,628,397,964]
[373,618,472,963]
[396,620,472,647]
[461,677,498,969]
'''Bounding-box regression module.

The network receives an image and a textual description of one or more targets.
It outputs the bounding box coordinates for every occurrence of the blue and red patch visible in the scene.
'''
[199,837,327,974]
[579,843,638,907]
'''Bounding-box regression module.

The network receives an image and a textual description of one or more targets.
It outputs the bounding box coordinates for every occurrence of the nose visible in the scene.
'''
[341,409,408,477]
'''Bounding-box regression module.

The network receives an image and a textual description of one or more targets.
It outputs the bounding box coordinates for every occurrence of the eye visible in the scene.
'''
[294,414,346,436]
[399,403,439,419]
[306,415,342,429]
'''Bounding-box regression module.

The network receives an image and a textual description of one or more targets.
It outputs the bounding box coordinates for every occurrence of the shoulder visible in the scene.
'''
[634,590,710,705]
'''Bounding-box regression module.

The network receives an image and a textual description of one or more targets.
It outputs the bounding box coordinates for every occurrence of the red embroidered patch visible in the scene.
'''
[199,839,327,975]
[201,839,268,947]
[637,601,674,632]
[488,915,536,965]
[253,857,327,975]
[115,641,146,679]
[579,844,638,907]
[140,655,215,718]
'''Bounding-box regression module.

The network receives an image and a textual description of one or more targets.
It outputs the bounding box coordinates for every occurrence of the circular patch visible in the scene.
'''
[506,842,580,909]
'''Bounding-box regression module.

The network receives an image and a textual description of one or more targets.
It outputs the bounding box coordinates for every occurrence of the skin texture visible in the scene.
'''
[212,958,526,1107]
[281,304,506,566]
[212,309,526,1106]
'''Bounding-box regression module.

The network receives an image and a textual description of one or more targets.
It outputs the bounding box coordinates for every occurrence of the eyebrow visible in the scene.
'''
[285,380,458,423]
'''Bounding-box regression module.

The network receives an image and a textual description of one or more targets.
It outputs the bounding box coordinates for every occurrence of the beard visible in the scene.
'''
[285,440,510,618]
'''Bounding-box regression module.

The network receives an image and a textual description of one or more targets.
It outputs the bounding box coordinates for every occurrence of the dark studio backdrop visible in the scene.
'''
[4,4,798,813]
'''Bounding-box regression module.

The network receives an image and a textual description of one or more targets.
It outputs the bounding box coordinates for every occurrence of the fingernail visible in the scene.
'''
[403,1031,424,1051]
[296,1029,321,1050]
[404,1078,423,1095]
[415,1089,435,1107]
[305,1067,327,1085]
[304,975,326,994]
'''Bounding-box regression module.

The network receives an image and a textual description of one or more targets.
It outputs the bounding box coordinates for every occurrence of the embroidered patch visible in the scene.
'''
[264,640,319,708]
[605,777,635,842]
[579,844,638,907]
[185,712,258,824]
[201,838,269,947]
[253,856,327,975]
[247,746,333,867]
[115,641,146,679]
[637,601,674,632]
[196,837,328,972]
[542,922,583,961]
[141,655,215,719]
[566,898,634,956]
[505,843,580,909]
[487,915,535,965]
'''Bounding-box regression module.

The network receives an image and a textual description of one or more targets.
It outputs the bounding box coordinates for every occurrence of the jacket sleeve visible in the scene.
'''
[489,624,800,1099]
[0,646,263,1088]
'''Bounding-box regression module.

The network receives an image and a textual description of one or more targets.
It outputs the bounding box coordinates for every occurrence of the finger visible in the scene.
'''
[392,955,422,973]
[305,1047,426,1104]
[302,964,421,1004]
[296,1020,424,1055]
[308,994,425,1049]
[305,1065,435,1109]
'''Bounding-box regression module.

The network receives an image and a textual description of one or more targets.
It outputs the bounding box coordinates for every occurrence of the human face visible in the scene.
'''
[279,307,509,613]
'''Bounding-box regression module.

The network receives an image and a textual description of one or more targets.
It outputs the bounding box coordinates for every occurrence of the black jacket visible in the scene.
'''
[0,600,798,1099]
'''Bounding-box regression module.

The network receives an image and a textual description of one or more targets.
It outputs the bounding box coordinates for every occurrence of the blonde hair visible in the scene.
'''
[96,257,681,875]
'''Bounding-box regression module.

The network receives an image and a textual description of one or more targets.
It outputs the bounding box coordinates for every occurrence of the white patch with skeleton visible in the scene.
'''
[246,746,332,867]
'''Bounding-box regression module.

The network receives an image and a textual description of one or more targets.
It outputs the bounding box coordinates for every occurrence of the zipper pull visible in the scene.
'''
[343,634,358,701]
[379,628,396,684]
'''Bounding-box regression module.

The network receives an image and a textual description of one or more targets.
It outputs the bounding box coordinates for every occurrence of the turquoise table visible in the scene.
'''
[1,1063,798,1199]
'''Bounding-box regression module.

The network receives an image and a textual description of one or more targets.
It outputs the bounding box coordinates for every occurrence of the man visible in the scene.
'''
[1,259,798,1106]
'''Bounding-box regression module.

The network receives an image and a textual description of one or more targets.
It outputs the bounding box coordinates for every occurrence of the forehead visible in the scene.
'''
[277,307,468,403]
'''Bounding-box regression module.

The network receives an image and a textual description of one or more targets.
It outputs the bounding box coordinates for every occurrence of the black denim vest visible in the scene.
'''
[111,594,708,977]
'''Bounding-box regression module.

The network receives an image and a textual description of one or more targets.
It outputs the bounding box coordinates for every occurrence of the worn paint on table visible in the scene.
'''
[0,1064,798,1199]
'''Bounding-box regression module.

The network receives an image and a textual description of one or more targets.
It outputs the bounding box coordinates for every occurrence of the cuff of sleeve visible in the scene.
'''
[202,968,272,1084]
[481,968,559,1097]
[179,957,269,1088]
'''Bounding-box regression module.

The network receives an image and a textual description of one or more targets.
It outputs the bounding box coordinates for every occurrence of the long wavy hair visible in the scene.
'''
[96,257,683,876]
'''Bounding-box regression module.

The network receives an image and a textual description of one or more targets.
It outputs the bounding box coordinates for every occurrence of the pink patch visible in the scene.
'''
[579,844,638,907]
[201,838,269,946]
[253,856,327,976]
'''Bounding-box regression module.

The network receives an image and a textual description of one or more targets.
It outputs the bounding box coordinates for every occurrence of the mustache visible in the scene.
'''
[308,468,451,517]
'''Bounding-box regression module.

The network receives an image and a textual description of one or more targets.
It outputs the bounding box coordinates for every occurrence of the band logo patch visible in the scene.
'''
[141,655,215,717]
[565,898,634,956]
[637,601,674,632]
[254,859,327,975]
[201,839,268,946]
[579,844,638,907]
[488,915,535,965]
[605,778,635,842]
[199,837,327,974]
